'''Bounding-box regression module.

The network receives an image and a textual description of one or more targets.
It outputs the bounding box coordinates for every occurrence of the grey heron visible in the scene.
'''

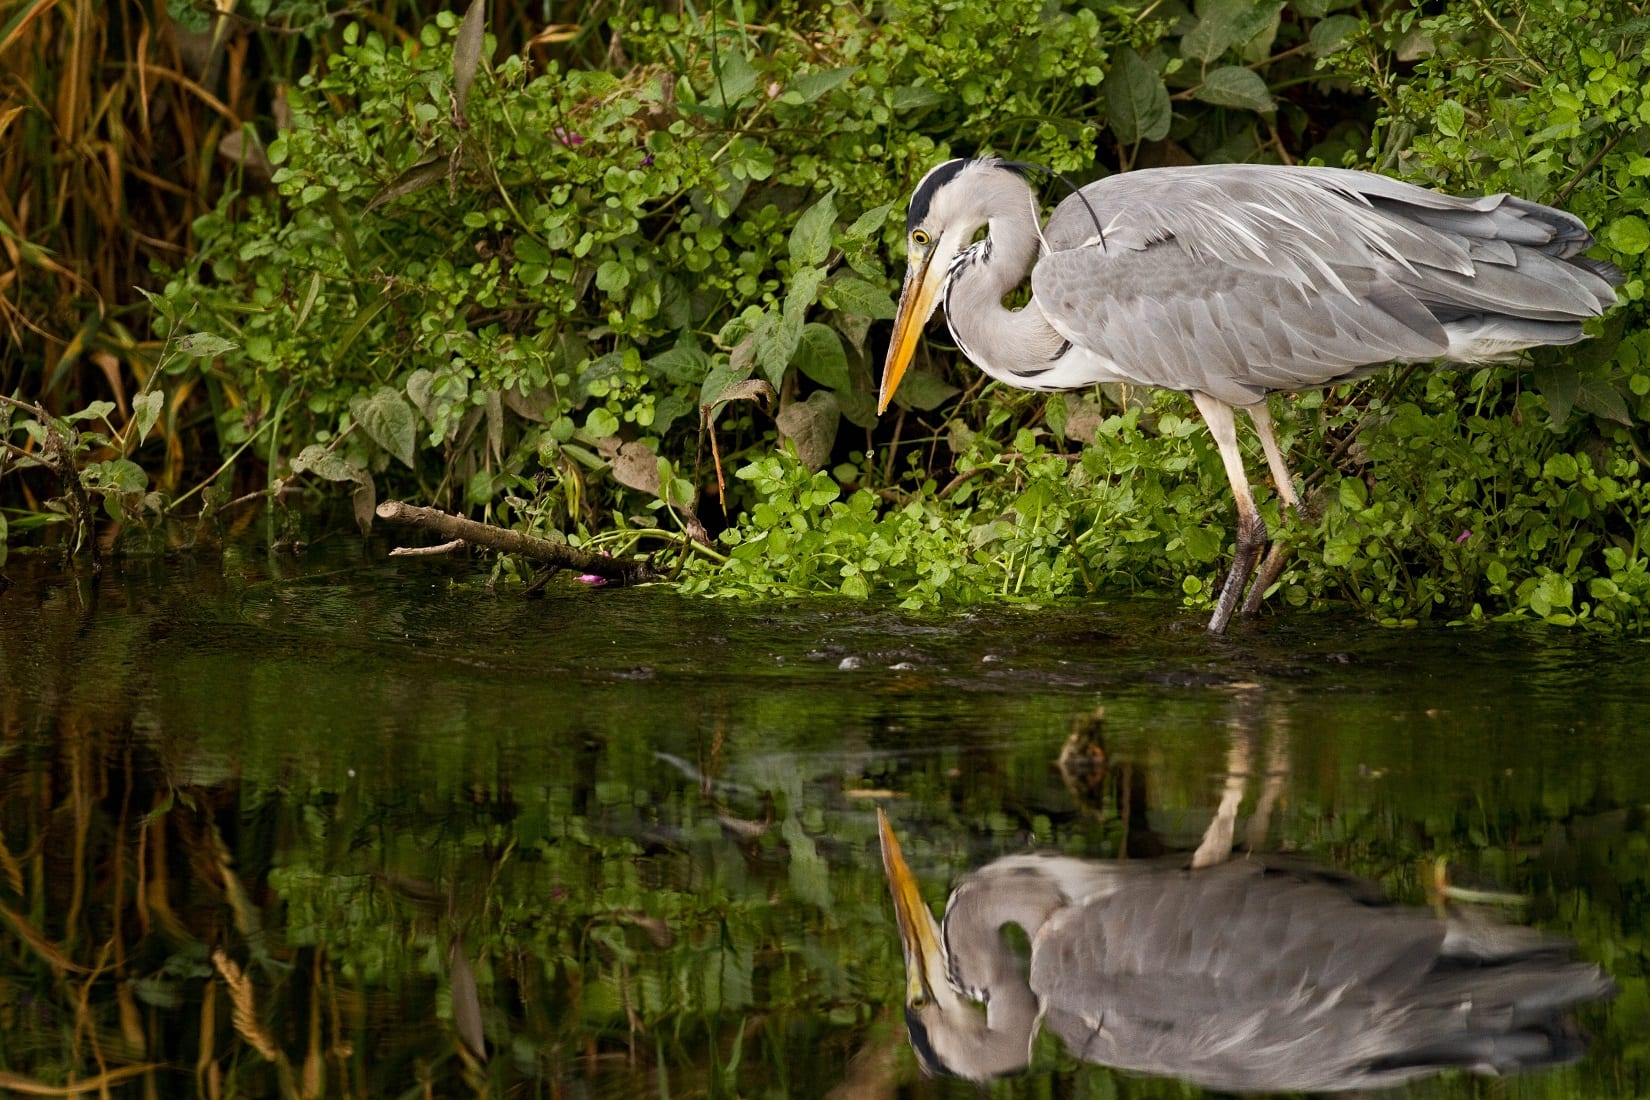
[876,159,1623,632]
[876,808,1614,1089]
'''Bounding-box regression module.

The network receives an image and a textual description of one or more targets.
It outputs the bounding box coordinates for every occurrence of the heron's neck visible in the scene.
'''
[938,865,1077,1077]
[945,182,1069,381]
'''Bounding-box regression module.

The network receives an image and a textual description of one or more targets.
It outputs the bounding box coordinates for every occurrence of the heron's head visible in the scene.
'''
[876,807,992,1079]
[878,158,1032,414]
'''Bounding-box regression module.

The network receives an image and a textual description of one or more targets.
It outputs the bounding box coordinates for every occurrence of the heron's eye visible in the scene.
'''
[911,229,931,248]
[910,993,929,1010]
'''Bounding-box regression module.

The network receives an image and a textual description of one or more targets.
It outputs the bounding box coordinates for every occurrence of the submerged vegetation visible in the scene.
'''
[3,0,1649,626]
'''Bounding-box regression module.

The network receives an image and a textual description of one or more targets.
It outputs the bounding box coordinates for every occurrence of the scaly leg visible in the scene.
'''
[1193,392,1265,635]
[1241,401,1301,615]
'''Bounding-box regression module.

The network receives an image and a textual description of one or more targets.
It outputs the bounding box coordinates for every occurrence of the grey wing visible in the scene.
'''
[1031,164,1618,405]
[1031,236,1448,405]
[1027,861,1446,1091]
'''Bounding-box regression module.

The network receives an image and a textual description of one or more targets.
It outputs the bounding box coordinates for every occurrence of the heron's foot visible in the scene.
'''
[1240,541,1292,616]
[1207,512,1268,634]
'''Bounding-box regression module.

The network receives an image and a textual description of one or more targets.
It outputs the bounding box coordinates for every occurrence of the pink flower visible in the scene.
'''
[555,127,584,147]
[1455,529,1472,544]
[579,548,612,586]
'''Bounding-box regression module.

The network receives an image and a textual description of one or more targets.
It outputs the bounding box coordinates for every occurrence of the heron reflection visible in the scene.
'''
[877,808,1613,1090]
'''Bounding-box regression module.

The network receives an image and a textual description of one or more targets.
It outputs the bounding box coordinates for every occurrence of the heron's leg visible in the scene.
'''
[1245,725,1289,853]
[1247,401,1302,511]
[1192,392,1265,635]
[1192,730,1250,869]
[1241,402,1299,615]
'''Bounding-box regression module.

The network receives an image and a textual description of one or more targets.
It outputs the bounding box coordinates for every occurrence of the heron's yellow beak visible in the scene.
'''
[877,254,943,415]
[877,806,945,1004]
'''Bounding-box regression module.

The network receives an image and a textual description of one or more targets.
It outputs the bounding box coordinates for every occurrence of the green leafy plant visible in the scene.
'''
[1,301,240,563]
[8,0,1647,631]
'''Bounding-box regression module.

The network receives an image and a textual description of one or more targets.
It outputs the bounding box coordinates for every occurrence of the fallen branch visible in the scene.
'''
[375,501,660,584]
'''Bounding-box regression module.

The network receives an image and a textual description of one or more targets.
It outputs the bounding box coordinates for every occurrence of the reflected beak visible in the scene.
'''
[877,254,944,415]
[877,806,945,1004]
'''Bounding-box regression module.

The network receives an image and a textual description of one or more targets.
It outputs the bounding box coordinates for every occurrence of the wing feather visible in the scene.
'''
[1031,164,1618,402]
[1032,241,1448,404]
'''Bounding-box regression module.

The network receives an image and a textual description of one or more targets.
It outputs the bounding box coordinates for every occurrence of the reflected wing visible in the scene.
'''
[1027,860,1608,1093]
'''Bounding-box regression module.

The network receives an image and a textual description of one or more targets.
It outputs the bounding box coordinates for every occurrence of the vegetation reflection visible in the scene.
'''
[0,681,1644,1097]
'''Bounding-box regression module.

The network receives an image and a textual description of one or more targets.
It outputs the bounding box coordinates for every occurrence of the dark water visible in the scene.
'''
[1,529,1647,1097]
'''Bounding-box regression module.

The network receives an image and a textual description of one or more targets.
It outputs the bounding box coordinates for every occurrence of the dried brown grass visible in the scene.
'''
[0,0,243,400]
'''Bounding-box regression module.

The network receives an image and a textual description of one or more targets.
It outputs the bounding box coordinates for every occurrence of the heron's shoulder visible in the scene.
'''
[958,853,1152,906]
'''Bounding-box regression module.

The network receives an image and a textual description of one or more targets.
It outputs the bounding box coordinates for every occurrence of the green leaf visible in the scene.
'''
[1196,66,1275,112]
[134,286,176,324]
[174,332,238,358]
[821,275,896,320]
[1532,364,1579,425]
[786,265,826,314]
[791,67,855,103]
[1181,0,1242,61]
[596,259,630,294]
[891,370,959,411]
[65,401,116,423]
[647,345,711,384]
[755,308,804,390]
[1434,99,1466,137]
[846,201,896,240]
[1308,14,1361,55]
[1575,376,1633,426]
[585,407,620,439]
[708,50,757,108]
[292,444,362,483]
[1182,0,1283,61]
[405,369,437,420]
[1044,393,1069,440]
[364,156,447,214]
[700,359,755,412]
[794,324,850,390]
[1605,215,1650,255]
[1104,50,1171,145]
[1293,0,1358,14]
[789,191,837,268]
[82,459,147,494]
[1323,535,1357,567]
[889,85,946,112]
[132,390,164,446]
[1543,453,1579,481]
[349,386,418,468]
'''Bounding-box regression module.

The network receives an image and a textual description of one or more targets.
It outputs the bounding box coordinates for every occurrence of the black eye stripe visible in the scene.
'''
[906,159,970,232]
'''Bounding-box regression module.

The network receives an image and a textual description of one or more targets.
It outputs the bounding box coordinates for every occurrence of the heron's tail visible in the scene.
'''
[1361,190,1623,362]
[1371,956,1615,1076]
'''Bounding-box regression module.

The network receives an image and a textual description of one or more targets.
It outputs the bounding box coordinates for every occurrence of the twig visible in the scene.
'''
[1556,129,1625,203]
[375,501,660,583]
[388,539,466,557]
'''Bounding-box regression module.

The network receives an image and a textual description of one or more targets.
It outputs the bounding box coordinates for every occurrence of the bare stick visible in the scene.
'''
[375,501,659,583]
[388,539,466,558]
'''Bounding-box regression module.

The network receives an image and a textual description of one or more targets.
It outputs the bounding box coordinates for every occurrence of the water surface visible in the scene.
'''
[1,529,1646,1097]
